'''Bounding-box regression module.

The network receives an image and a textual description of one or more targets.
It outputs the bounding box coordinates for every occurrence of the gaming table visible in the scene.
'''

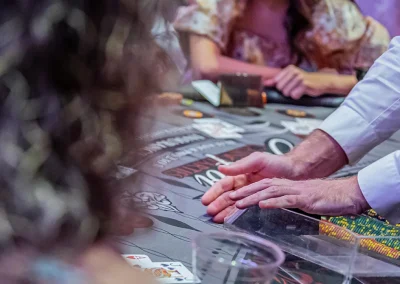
[113,98,400,283]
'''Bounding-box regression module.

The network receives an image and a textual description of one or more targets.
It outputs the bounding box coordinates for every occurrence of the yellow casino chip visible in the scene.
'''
[183,110,203,118]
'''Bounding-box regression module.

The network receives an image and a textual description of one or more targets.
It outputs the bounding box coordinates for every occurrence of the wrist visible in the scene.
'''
[327,74,358,95]
[351,175,371,214]
[285,154,310,180]
[285,130,348,180]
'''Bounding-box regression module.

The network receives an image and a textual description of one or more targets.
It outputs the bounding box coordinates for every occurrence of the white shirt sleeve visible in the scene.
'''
[358,151,400,224]
[319,36,400,164]
[319,36,400,223]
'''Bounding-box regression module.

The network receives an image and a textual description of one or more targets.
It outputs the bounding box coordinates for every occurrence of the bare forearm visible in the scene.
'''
[193,55,281,81]
[287,129,348,179]
[216,56,281,79]
[321,74,358,96]
[190,35,281,81]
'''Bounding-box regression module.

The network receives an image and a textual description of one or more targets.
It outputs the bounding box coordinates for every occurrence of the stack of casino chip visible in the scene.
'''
[327,215,400,249]
[319,213,400,260]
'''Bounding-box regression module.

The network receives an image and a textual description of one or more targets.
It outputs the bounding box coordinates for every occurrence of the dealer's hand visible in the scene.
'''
[230,176,370,216]
[265,65,335,99]
[201,152,299,223]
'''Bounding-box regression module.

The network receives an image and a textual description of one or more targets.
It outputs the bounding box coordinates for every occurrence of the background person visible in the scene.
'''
[174,0,390,99]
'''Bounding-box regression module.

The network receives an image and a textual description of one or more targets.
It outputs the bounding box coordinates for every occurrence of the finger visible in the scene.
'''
[276,71,297,92]
[276,67,299,91]
[212,205,236,224]
[305,86,320,97]
[230,178,295,200]
[259,195,305,210]
[229,179,273,201]
[207,191,236,217]
[290,85,306,100]
[264,78,276,86]
[202,176,240,206]
[218,152,266,176]
[236,186,297,209]
[274,65,294,82]
[282,75,302,96]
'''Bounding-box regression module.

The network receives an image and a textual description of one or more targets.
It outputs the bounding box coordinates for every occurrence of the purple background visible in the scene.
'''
[356,0,400,37]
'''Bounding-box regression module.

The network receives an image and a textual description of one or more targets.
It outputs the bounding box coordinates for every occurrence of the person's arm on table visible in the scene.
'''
[201,129,349,222]
[265,65,358,99]
[190,35,281,81]
[204,37,400,222]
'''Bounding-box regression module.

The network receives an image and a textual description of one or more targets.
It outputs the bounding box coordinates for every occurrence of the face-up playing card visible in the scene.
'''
[115,166,137,180]
[193,118,244,139]
[194,118,245,133]
[122,254,153,268]
[281,121,313,136]
[142,262,200,283]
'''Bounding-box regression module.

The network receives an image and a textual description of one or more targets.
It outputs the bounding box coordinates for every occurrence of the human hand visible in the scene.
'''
[82,244,156,284]
[229,176,370,216]
[201,152,300,223]
[265,65,333,99]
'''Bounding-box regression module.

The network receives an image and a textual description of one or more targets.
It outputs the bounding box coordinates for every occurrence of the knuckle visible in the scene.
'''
[261,179,272,187]
[256,190,265,200]
[268,186,280,195]
[270,177,281,184]
[222,192,233,204]
[252,151,266,161]
[285,196,298,207]
[252,151,263,157]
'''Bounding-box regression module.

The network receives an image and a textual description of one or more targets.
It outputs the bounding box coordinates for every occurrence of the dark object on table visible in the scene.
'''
[219,107,260,117]
[219,73,264,107]
[265,88,345,108]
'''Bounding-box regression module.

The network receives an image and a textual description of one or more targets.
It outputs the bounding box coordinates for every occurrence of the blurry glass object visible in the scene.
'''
[192,232,285,284]
[225,207,400,283]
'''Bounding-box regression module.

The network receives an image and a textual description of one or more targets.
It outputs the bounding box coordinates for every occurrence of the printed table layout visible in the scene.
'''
[114,101,400,283]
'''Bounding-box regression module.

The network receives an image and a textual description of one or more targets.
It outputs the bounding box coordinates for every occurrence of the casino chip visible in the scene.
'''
[181,98,194,106]
[277,109,315,118]
[183,110,203,118]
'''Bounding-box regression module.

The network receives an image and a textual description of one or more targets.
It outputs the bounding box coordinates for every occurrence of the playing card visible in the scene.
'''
[193,123,243,139]
[192,80,221,107]
[193,119,244,139]
[141,262,200,283]
[122,254,153,268]
[281,121,313,135]
[194,118,245,133]
[115,166,137,180]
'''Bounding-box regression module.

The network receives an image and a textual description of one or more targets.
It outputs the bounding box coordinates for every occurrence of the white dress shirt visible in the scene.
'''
[319,36,400,224]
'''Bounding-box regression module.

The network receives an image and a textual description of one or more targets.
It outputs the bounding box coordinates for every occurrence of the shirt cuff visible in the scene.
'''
[319,105,379,164]
[358,151,400,224]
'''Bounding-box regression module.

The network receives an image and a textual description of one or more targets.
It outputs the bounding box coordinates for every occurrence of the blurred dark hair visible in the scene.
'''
[0,0,173,258]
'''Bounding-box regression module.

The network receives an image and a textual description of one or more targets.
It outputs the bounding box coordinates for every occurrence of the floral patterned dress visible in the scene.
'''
[174,0,390,74]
